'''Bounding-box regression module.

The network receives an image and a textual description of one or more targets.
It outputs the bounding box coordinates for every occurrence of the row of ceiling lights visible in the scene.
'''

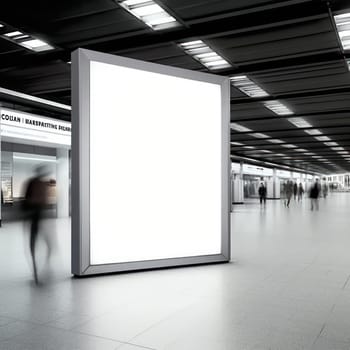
[0,23,53,52]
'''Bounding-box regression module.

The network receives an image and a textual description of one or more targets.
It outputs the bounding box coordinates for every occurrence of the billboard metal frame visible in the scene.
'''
[71,48,231,276]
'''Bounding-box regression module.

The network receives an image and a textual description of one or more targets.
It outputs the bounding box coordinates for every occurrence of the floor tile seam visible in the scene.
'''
[126,302,199,346]
[72,328,155,349]
[0,319,37,343]
[341,274,350,290]
[32,323,126,345]
[115,341,158,350]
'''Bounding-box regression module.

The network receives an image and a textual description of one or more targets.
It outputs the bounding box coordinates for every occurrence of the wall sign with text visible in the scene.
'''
[0,108,71,147]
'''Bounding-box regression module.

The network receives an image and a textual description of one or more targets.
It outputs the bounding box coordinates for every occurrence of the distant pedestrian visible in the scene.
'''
[284,180,293,207]
[322,183,328,198]
[297,183,304,201]
[310,179,321,211]
[258,182,267,206]
[293,182,298,200]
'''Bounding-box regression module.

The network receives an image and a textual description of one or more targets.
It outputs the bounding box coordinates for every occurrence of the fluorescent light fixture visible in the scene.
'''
[4,31,22,37]
[230,123,251,132]
[315,136,331,141]
[304,152,315,155]
[179,40,231,70]
[230,142,243,145]
[347,59,350,71]
[249,132,268,138]
[264,100,293,115]
[261,150,272,153]
[324,142,338,146]
[268,139,284,144]
[334,13,350,50]
[295,148,307,152]
[19,38,54,52]
[243,145,255,149]
[288,117,312,128]
[332,147,345,151]
[118,0,179,30]
[338,151,349,154]
[230,75,269,98]
[282,144,297,148]
[0,24,4,28]
[13,155,56,163]
[304,129,322,136]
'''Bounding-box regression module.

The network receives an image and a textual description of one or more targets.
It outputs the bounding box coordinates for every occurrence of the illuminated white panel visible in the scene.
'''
[72,49,230,275]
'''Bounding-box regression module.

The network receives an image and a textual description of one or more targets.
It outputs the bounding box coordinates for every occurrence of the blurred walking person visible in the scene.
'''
[293,182,298,200]
[23,165,50,285]
[297,183,304,201]
[284,180,293,208]
[258,182,267,206]
[322,183,328,198]
[310,179,321,211]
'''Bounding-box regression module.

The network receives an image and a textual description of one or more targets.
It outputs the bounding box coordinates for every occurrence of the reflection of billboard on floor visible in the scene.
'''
[71,48,230,276]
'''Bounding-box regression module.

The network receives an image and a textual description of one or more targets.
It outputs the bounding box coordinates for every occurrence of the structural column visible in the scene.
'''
[56,148,69,218]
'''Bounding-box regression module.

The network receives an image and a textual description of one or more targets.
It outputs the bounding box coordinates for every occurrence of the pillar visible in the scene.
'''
[56,148,69,218]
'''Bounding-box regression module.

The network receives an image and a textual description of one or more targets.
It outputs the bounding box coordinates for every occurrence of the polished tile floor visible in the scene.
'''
[1,193,350,349]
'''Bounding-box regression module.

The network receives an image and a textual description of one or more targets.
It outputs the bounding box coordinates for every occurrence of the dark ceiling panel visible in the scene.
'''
[0,0,349,172]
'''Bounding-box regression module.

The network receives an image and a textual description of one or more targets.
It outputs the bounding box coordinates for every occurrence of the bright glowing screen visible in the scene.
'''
[89,60,222,265]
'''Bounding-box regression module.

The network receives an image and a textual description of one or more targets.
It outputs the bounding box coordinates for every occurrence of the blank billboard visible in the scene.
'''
[71,48,230,275]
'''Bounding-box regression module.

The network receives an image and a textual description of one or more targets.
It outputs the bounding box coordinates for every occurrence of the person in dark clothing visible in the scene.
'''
[309,179,321,211]
[258,182,267,206]
[284,180,293,208]
[23,166,50,285]
[297,183,304,201]
[293,182,298,200]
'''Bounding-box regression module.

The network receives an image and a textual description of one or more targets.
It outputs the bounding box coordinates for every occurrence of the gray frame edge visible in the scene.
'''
[72,48,231,276]
[221,77,231,262]
[71,49,91,276]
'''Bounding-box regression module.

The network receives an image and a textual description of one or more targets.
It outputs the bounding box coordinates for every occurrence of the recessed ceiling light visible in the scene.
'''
[0,24,4,28]
[334,13,350,50]
[179,40,231,70]
[288,117,311,128]
[282,144,297,148]
[304,129,323,136]
[118,0,179,30]
[4,31,23,37]
[332,147,345,151]
[230,75,269,98]
[19,38,54,52]
[315,136,331,141]
[338,151,349,154]
[324,142,338,146]
[15,34,30,40]
[268,139,284,144]
[295,148,307,152]
[230,123,251,132]
[264,100,293,115]
[249,132,268,138]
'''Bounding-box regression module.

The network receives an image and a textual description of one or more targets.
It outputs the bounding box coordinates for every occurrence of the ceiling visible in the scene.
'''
[0,0,350,174]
